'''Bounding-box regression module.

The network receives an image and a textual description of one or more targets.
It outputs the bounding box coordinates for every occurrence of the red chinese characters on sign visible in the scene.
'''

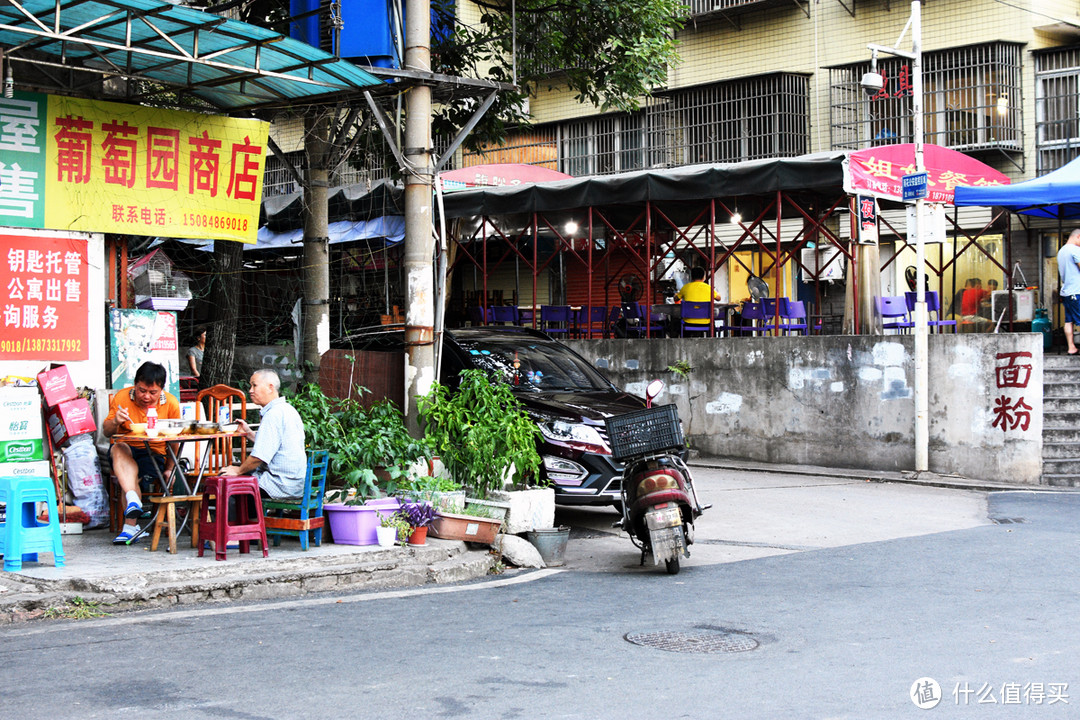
[51,116,258,202]
[870,65,914,100]
[992,352,1033,433]
[844,144,1012,204]
[0,234,88,360]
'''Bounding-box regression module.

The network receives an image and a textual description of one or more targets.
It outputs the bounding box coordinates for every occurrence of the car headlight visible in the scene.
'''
[539,420,608,452]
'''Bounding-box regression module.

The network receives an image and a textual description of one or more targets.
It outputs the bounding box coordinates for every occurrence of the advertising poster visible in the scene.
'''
[0,90,268,243]
[108,309,180,398]
[0,233,89,360]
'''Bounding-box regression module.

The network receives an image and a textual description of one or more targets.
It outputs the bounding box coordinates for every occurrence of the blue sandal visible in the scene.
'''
[113,527,142,545]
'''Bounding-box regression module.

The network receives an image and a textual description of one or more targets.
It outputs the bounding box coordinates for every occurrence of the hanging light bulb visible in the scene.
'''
[565,221,578,236]
[730,212,742,225]
[996,93,1009,117]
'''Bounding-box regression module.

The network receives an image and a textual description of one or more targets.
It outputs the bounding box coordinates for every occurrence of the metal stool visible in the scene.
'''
[0,475,65,572]
[198,475,268,561]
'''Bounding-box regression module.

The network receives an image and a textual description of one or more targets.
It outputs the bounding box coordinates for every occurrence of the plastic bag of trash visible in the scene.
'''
[62,434,109,528]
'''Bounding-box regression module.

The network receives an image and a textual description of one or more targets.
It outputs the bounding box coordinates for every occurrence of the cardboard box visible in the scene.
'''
[0,387,44,462]
[0,460,51,479]
[45,398,96,448]
[36,365,78,407]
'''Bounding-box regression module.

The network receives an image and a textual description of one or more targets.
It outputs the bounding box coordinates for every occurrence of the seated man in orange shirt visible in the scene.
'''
[102,361,181,544]
[675,266,721,327]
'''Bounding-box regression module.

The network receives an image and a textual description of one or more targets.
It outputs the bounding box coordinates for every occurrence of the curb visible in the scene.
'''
[689,458,1079,494]
[0,541,496,624]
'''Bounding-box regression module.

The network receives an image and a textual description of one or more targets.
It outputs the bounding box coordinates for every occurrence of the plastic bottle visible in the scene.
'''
[146,404,157,431]
[218,404,230,426]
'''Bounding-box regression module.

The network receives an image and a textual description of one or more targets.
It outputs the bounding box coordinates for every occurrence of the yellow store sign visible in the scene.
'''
[1,91,267,243]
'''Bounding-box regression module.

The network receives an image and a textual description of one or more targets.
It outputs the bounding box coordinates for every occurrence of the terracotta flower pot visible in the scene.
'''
[408,526,428,546]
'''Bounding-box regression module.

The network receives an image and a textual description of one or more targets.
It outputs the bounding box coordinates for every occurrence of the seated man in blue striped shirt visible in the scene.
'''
[220,369,307,498]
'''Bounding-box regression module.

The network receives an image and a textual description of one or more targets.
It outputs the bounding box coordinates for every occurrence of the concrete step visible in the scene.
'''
[1041,441,1080,458]
[1043,397,1080,413]
[1044,368,1080,382]
[1043,427,1080,441]
[1044,355,1080,370]
[1043,411,1080,429]
[1041,381,1080,398]
[1040,473,1080,488]
[1041,457,1080,475]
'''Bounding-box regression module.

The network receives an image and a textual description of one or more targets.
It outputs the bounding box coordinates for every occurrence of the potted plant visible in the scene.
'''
[418,369,541,500]
[400,474,465,514]
[376,511,411,547]
[398,500,438,545]
[429,502,505,545]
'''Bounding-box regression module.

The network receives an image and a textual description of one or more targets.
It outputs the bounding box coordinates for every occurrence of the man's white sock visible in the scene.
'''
[126,490,140,506]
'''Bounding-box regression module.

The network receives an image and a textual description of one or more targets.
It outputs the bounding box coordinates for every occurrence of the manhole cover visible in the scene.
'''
[992,517,1026,525]
[624,628,759,654]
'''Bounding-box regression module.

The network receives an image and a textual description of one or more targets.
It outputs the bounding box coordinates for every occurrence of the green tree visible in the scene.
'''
[432,0,688,148]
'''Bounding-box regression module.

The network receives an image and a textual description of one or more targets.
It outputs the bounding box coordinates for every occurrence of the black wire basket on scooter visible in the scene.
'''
[605,404,684,463]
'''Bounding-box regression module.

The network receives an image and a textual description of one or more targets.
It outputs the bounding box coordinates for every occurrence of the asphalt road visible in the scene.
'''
[2,471,1078,719]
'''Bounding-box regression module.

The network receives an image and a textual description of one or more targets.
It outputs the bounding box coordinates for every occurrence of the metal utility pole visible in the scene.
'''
[402,0,436,432]
[868,0,927,472]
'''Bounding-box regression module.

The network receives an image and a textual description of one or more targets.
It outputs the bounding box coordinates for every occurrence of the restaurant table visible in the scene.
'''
[651,302,740,336]
[111,429,247,547]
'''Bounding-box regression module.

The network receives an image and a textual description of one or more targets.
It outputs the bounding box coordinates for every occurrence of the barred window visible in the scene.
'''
[683,0,806,20]
[1035,46,1080,174]
[648,73,810,165]
[830,42,1022,154]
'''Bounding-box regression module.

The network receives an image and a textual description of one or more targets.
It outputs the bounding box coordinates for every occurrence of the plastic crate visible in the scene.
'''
[605,404,684,462]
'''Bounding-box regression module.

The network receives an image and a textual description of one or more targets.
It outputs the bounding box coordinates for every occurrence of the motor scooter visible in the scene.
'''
[604,380,708,574]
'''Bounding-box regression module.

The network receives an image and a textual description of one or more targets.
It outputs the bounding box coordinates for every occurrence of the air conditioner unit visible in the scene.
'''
[991,290,1034,322]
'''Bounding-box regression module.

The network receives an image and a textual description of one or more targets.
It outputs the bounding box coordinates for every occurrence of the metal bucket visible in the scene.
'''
[525,526,570,567]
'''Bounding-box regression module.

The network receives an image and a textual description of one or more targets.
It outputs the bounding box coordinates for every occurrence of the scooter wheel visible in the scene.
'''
[665,557,680,575]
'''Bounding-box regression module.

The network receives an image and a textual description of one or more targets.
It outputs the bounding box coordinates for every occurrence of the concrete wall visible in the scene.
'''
[566,333,1043,484]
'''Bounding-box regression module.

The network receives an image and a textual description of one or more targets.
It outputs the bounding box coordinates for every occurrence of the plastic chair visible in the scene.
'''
[264,450,330,550]
[583,306,608,338]
[0,475,65,572]
[488,305,520,325]
[195,385,247,475]
[680,300,714,337]
[540,305,572,335]
[198,475,269,560]
[904,291,957,332]
[878,296,914,333]
[779,299,809,335]
[739,302,774,335]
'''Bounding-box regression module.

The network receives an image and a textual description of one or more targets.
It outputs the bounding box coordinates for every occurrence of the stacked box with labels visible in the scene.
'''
[0,388,47,523]
[45,399,96,448]
[0,387,45,463]
[36,365,78,408]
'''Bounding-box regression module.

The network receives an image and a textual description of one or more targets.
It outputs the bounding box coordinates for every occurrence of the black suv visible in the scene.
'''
[351,327,645,506]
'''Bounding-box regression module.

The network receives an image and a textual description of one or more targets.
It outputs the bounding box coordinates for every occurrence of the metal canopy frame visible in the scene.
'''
[0,0,383,112]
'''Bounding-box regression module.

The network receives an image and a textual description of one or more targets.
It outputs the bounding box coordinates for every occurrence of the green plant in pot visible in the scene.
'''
[377,511,413,545]
[418,369,541,500]
[292,383,431,505]
[398,500,438,545]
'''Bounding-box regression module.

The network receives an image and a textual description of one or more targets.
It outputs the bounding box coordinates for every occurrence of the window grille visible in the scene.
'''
[683,0,805,19]
[830,42,1022,154]
[462,74,808,177]
[1036,46,1080,174]
[648,73,810,166]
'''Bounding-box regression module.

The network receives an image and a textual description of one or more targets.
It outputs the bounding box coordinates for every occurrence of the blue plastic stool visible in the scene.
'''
[0,475,66,572]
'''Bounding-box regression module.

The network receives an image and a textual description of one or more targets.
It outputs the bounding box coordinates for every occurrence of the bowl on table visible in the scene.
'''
[158,420,186,437]
[219,423,239,434]
[193,421,220,435]
[129,422,147,435]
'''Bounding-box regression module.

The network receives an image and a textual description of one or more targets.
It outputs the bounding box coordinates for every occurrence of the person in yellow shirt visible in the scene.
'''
[675,267,721,326]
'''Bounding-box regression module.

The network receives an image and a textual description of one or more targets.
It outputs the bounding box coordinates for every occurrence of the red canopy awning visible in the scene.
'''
[843,144,1010,204]
[439,163,571,191]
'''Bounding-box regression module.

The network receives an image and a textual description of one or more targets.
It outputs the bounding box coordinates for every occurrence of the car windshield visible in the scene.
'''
[454,337,614,392]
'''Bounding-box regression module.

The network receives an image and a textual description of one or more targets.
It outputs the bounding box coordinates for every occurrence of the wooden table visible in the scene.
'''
[111,429,246,552]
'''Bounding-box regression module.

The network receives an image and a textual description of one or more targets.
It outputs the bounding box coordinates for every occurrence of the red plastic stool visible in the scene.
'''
[198,475,269,561]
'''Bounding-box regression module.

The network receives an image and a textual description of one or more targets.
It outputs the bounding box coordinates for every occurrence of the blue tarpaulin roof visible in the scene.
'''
[954,155,1080,219]
[0,0,382,111]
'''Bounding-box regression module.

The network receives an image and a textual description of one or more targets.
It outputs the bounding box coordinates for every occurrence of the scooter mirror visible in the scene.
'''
[645,379,664,402]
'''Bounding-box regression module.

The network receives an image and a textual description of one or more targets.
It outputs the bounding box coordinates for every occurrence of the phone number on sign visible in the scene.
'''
[181,213,249,232]
[0,337,82,354]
